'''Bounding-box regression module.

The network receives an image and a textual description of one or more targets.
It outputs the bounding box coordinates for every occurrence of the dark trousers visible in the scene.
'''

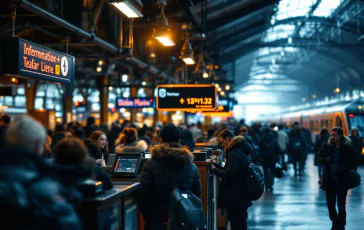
[263,165,275,187]
[227,208,247,230]
[325,184,348,227]
[144,221,165,230]
[292,154,304,175]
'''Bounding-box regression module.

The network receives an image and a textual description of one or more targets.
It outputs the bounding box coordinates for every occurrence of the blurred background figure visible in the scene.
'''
[0,114,11,150]
[314,128,329,182]
[180,129,196,152]
[115,128,148,153]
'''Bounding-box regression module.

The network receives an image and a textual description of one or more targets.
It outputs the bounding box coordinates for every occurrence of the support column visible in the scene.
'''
[96,76,109,125]
[205,115,212,126]
[24,80,37,113]
[130,86,138,123]
[62,84,73,124]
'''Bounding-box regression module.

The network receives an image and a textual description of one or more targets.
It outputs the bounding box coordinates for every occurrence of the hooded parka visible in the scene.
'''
[212,136,253,209]
[138,143,201,222]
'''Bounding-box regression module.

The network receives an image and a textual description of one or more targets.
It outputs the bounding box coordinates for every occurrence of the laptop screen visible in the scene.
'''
[112,153,142,177]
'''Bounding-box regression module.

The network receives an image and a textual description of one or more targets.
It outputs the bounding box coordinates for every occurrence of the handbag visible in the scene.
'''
[347,170,361,189]
[274,162,284,179]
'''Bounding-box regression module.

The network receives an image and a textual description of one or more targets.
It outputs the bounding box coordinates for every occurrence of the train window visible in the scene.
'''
[328,120,332,129]
[314,120,319,132]
[348,114,364,136]
[321,120,324,127]
[336,117,343,128]
[310,121,314,131]
[324,120,329,128]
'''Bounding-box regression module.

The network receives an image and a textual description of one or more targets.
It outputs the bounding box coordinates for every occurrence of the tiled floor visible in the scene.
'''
[244,154,364,230]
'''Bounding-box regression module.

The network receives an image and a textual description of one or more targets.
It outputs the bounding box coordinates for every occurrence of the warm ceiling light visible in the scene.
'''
[153,3,175,46]
[155,36,175,46]
[220,91,225,96]
[11,78,16,82]
[215,84,219,88]
[203,72,209,78]
[218,88,222,92]
[96,67,102,72]
[225,85,230,91]
[109,0,143,18]
[109,86,113,90]
[182,58,195,65]
[180,39,195,65]
[98,60,103,65]
[142,81,146,86]
[122,74,128,82]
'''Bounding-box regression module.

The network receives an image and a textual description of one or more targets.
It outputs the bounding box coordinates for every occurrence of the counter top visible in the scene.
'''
[80,182,140,205]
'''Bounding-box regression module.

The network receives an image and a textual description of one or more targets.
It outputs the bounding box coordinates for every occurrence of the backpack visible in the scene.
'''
[158,162,206,229]
[239,150,265,201]
[290,137,304,155]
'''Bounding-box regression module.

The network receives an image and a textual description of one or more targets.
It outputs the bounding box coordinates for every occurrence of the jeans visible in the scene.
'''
[263,165,275,187]
[325,182,348,227]
[227,207,247,230]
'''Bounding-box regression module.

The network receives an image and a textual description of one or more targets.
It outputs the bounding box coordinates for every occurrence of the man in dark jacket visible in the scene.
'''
[211,129,252,230]
[318,127,356,230]
[0,114,11,150]
[138,124,201,230]
[259,128,280,191]
[0,115,81,230]
[83,116,98,138]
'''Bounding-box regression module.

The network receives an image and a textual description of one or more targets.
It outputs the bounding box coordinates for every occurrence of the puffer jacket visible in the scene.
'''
[115,140,148,154]
[318,137,356,189]
[0,146,81,230]
[138,143,201,222]
[212,136,253,209]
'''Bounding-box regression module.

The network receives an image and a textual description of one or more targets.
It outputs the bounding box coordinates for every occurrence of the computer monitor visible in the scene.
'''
[107,154,117,167]
[112,153,142,178]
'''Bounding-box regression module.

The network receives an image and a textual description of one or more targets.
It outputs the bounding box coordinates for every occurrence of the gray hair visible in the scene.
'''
[7,115,46,151]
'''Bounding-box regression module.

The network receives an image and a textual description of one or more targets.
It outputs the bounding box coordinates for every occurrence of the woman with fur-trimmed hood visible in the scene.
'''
[138,124,201,230]
[115,128,148,153]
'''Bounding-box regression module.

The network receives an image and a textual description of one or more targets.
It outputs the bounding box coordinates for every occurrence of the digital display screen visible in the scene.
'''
[0,38,74,84]
[115,97,154,108]
[156,84,217,111]
[113,157,139,173]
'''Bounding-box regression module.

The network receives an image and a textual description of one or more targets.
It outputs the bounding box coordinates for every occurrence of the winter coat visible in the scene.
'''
[138,135,152,146]
[287,134,307,157]
[0,146,81,230]
[180,139,196,152]
[349,135,362,164]
[259,132,280,166]
[83,125,98,139]
[318,137,356,190]
[212,136,252,209]
[314,134,329,166]
[115,140,148,154]
[138,143,201,222]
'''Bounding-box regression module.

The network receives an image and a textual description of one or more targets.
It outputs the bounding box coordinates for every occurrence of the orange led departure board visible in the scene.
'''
[156,84,217,111]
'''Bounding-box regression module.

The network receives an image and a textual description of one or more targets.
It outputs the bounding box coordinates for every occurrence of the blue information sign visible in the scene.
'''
[0,37,74,84]
[115,98,154,108]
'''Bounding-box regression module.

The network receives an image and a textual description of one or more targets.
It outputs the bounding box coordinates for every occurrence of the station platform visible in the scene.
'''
[247,155,364,230]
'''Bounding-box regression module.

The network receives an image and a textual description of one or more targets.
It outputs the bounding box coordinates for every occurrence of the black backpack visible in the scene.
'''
[158,162,206,229]
[240,151,265,201]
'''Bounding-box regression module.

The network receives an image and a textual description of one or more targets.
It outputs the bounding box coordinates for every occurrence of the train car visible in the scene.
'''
[260,98,364,162]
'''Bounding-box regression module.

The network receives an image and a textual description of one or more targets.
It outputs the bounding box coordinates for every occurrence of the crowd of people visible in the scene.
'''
[0,114,361,230]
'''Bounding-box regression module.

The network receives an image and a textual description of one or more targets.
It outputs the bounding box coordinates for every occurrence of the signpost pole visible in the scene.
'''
[130,87,138,123]
[97,76,109,125]
[24,80,37,113]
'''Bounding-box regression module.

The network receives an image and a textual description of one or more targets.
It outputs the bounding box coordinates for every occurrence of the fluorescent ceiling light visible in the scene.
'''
[155,36,175,46]
[182,58,195,65]
[110,0,143,18]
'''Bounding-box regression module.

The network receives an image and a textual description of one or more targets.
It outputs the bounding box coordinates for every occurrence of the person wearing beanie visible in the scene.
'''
[138,124,201,230]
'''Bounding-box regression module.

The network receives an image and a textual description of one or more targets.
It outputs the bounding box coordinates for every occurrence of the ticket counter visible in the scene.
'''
[77,182,140,230]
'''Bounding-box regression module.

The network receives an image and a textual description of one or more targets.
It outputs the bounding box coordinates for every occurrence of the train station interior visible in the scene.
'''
[0,0,364,229]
